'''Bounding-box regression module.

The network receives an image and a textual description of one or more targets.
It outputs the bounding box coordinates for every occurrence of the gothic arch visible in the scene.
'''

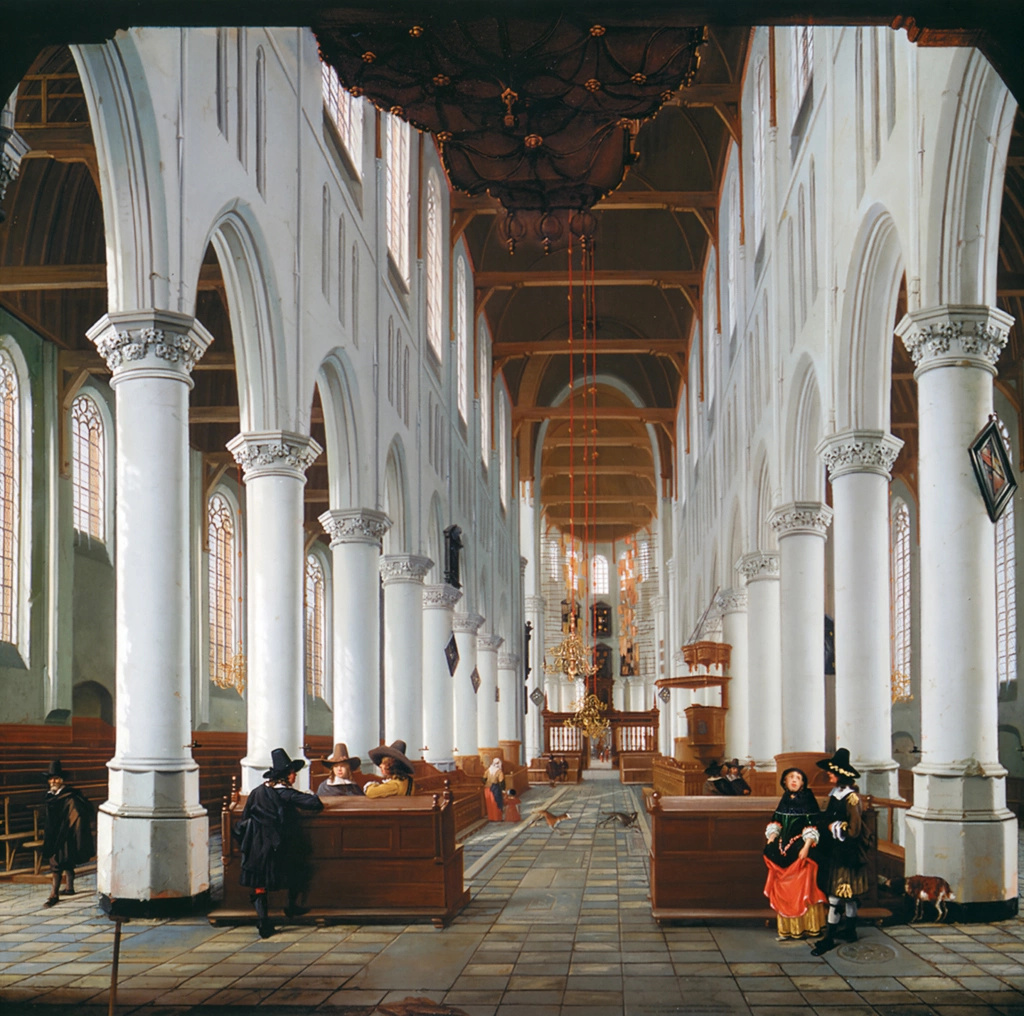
[427,493,444,583]
[836,205,905,432]
[751,445,775,553]
[726,500,744,587]
[382,438,408,554]
[783,356,824,503]
[316,349,364,510]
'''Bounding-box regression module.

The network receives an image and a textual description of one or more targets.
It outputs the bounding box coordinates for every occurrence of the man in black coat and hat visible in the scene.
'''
[235,748,323,938]
[41,760,95,907]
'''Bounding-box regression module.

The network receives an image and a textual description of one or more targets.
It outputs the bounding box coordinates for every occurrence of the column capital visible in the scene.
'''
[716,587,748,614]
[380,554,433,586]
[228,430,322,481]
[769,501,833,538]
[319,507,391,547]
[520,555,528,576]
[87,309,213,384]
[817,429,904,481]
[498,651,521,669]
[737,551,780,582]
[895,304,1013,377]
[423,583,463,610]
[524,595,546,612]
[478,633,504,652]
[452,611,485,634]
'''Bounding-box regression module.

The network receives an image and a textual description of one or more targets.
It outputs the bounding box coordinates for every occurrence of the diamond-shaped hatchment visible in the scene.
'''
[444,633,460,675]
[530,687,545,707]
[470,667,480,693]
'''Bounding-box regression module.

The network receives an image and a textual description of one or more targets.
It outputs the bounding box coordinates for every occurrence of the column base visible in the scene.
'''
[854,760,900,799]
[905,767,1017,906]
[426,757,456,772]
[96,806,209,902]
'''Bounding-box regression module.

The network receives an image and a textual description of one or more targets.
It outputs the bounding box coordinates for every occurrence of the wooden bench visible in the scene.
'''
[619,751,657,784]
[528,754,584,785]
[213,790,470,928]
[652,756,706,796]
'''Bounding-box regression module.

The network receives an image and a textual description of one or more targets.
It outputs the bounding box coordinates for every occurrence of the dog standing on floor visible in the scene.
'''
[598,811,639,829]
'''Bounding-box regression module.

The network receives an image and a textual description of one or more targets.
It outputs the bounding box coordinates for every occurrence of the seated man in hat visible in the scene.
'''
[41,760,95,908]
[810,747,871,956]
[316,744,364,798]
[704,760,734,795]
[724,759,752,796]
[364,741,416,798]
[235,748,323,937]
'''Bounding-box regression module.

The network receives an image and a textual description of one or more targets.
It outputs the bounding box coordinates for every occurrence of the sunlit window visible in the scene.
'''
[996,420,1017,688]
[208,492,238,690]
[0,353,18,644]
[305,553,327,701]
[792,26,814,118]
[638,540,650,582]
[890,497,912,702]
[71,393,105,541]
[321,59,363,177]
[752,58,767,245]
[385,115,410,282]
[456,256,469,423]
[592,554,609,596]
[426,173,443,361]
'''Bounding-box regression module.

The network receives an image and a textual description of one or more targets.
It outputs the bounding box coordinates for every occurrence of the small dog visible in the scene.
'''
[880,874,956,922]
[529,809,572,831]
[598,811,638,829]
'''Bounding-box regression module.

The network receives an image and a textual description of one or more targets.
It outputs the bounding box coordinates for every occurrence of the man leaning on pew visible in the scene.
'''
[41,760,95,907]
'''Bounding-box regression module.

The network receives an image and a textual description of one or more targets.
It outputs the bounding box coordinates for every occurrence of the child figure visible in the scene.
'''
[504,788,521,822]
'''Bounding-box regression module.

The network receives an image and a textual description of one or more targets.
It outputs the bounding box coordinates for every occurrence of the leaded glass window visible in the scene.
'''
[305,553,327,700]
[208,492,239,690]
[890,497,912,703]
[0,354,18,644]
[996,420,1017,689]
[71,394,104,541]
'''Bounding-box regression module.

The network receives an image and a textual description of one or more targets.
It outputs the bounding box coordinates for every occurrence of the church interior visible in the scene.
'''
[4,4,1024,1014]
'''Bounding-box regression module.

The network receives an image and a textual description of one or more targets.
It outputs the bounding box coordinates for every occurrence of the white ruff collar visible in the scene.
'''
[830,785,854,800]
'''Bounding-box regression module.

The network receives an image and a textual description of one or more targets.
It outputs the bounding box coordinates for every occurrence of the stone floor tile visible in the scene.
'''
[494,1005,561,1016]
[744,990,809,1006]
[444,989,506,1005]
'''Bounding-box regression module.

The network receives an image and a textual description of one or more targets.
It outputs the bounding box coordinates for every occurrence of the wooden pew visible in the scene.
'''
[619,751,657,784]
[527,754,584,785]
[652,756,706,796]
[213,791,470,928]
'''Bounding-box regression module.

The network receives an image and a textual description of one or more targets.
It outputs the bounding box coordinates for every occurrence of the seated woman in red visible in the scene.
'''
[763,768,828,940]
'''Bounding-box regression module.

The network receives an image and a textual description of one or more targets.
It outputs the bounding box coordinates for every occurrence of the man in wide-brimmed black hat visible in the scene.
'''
[364,740,416,798]
[724,759,752,796]
[316,743,364,798]
[704,760,733,796]
[41,760,95,907]
[810,748,871,956]
[233,748,323,937]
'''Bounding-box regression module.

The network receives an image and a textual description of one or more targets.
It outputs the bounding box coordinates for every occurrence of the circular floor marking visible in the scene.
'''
[836,941,898,964]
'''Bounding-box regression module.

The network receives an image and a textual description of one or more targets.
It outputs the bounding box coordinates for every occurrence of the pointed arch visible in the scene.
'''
[316,348,364,510]
[784,356,825,502]
[383,437,408,554]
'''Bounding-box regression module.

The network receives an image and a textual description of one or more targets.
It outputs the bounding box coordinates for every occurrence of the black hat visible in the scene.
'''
[43,760,68,780]
[368,740,414,770]
[319,743,361,771]
[263,748,306,781]
[816,748,860,780]
[703,760,723,777]
[724,758,744,772]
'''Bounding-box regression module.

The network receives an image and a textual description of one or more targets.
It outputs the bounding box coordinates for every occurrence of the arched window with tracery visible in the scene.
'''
[456,256,469,424]
[71,393,105,541]
[591,554,609,596]
[890,497,912,702]
[751,57,767,248]
[638,540,650,582]
[385,115,410,282]
[208,492,239,691]
[996,420,1017,689]
[0,353,19,644]
[321,58,363,176]
[305,553,327,701]
[426,173,443,361]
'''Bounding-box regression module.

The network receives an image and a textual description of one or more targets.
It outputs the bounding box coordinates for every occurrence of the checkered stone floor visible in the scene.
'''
[3,782,1024,1014]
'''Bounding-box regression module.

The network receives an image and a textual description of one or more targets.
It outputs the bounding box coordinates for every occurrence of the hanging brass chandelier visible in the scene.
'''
[565,691,610,741]
[545,616,598,682]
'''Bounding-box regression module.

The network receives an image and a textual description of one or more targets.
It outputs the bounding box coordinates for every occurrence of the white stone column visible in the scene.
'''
[524,595,546,762]
[87,310,212,907]
[897,305,1018,911]
[740,552,782,769]
[381,554,432,758]
[320,508,391,760]
[229,431,322,792]
[770,503,832,754]
[497,651,520,748]
[422,583,463,769]
[477,634,503,749]
[657,688,673,756]
[717,588,749,760]
[612,679,626,710]
[819,431,903,797]
[452,612,484,759]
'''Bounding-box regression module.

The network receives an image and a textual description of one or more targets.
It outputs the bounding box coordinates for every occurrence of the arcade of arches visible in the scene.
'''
[2,9,1024,991]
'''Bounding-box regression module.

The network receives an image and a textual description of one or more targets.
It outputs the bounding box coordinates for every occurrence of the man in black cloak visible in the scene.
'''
[41,760,95,907]
[234,748,324,938]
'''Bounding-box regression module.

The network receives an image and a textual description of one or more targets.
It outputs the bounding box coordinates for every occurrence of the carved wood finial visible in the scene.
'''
[432,793,440,810]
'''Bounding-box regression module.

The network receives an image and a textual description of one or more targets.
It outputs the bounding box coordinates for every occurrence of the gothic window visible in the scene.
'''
[321,58,363,176]
[208,492,239,690]
[385,114,411,282]
[425,173,443,361]
[0,353,19,644]
[996,420,1017,689]
[456,255,469,424]
[591,554,609,596]
[479,334,490,468]
[305,552,327,701]
[71,393,105,541]
[890,497,912,702]
[751,57,767,248]
[497,391,508,509]
[638,540,650,581]
[792,26,813,120]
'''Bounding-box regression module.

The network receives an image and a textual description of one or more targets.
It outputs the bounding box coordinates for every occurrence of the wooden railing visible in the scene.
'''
[864,794,910,883]
[542,708,659,765]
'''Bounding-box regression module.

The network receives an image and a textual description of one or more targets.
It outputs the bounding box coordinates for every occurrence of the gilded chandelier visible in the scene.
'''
[545,616,598,682]
[564,691,610,741]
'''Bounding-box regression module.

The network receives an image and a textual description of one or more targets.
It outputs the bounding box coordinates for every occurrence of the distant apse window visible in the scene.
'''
[305,553,327,701]
[71,393,105,541]
[889,497,911,703]
[996,420,1017,689]
[0,352,19,644]
[208,492,240,692]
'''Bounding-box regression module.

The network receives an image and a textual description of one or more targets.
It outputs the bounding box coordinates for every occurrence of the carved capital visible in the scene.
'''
[228,430,322,481]
[498,651,521,670]
[452,612,485,634]
[423,583,463,610]
[895,304,1013,377]
[520,555,528,575]
[817,429,904,481]
[737,551,780,582]
[319,508,391,547]
[380,554,433,586]
[524,595,546,613]
[478,633,505,652]
[769,501,833,538]
[715,587,747,614]
[86,309,213,382]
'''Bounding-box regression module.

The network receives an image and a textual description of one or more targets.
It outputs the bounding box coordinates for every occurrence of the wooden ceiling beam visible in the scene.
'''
[190,407,325,425]
[997,272,1024,297]
[544,436,657,448]
[544,512,655,525]
[492,339,684,358]
[514,406,674,423]
[543,496,657,505]
[0,262,223,292]
[476,269,701,291]
[541,465,656,477]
